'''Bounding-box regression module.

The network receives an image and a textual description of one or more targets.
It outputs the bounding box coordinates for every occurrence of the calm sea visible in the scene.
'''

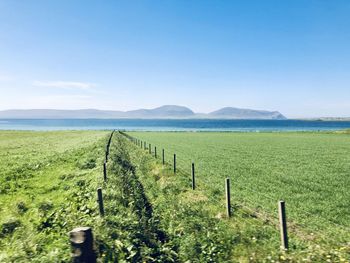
[1,119,350,132]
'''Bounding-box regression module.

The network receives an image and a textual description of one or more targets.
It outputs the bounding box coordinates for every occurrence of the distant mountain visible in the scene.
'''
[0,105,286,119]
[0,109,124,119]
[125,105,194,118]
[300,117,350,121]
[208,107,286,120]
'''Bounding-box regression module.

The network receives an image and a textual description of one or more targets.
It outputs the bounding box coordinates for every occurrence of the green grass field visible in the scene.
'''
[0,130,349,262]
[0,131,109,261]
[129,132,350,243]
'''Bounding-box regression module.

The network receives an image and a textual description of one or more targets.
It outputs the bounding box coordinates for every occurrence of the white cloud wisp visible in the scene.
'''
[33,81,95,90]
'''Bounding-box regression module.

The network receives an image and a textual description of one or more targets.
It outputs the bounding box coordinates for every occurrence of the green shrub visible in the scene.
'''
[77,157,96,169]
[1,218,21,236]
[16,201,28,214]
[38,201,53,214]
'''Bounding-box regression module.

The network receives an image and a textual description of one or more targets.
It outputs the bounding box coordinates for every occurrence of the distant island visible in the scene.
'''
[0,105,287,120]
[300,117,350,121]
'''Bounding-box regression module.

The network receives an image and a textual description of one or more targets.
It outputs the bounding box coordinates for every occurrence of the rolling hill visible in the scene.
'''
[0,105,286,119]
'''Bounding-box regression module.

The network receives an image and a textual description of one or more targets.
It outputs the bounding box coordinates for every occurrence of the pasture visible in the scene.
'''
[0,130,349,262]
[0,131,108,261]
[128,131,350,243]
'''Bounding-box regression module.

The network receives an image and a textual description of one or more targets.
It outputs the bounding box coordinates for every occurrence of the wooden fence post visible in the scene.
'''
[154,146,157,158]
[103,162,107,182]
[69,227,96,263]
[173,154,176,173]
[225,178,231,217]
[149,144,151,154]
[162,149,165,165]
[278,200,289,250]
[192,162,195,190]
[97,188,104,216]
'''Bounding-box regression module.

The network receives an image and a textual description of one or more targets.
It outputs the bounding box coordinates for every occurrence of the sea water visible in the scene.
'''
[1,119,350,132]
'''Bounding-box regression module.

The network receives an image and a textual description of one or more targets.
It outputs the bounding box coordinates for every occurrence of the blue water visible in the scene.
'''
[1,119,350,132]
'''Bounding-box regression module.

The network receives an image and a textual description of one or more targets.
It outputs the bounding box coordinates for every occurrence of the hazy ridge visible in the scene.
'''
[0,105,286,120]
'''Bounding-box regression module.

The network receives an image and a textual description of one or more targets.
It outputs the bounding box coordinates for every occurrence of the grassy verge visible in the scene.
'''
[125,131,350,262]
[0,131,108,262]
[127,132,350,235]
[1,131,349,262]
[98,132,280,262]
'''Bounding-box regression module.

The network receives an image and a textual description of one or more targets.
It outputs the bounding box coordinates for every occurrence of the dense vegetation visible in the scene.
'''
[0,131,108,261]
[129,131,350,260]
[0,130,349,262]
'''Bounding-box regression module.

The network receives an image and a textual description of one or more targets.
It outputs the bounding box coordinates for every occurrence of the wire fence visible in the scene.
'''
[69,130,115,262]
[122,131,350,250]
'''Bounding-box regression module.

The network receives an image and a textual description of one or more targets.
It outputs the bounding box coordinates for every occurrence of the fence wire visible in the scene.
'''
[123,133,350,241]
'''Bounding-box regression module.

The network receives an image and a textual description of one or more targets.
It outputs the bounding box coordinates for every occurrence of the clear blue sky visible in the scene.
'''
[0,0,349,118]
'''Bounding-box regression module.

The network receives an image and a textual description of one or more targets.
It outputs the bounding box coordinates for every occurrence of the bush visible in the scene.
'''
[38,201,54,214]
[16,201,28,214]
[77,157,96,169]
[1,218,21,236]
